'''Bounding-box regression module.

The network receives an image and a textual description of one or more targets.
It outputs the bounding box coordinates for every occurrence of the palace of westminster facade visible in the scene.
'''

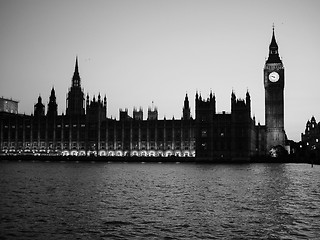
[0,29,288,160]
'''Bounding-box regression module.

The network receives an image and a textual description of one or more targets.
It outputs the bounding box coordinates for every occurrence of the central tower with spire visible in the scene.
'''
[264,27,286,151]
[66,57,85,116]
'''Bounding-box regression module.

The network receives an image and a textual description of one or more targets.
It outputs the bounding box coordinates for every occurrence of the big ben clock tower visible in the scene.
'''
[264,27,286,151]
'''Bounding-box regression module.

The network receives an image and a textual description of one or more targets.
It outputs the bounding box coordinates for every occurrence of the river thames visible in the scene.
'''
[1,161,319,239]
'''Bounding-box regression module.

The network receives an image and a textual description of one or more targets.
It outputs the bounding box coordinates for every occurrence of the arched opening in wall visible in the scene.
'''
[174,150,182,157]
[108,151,115,156]
[123,151,130,157]
[79,150,86,156]
[149,150,156,157]
[62,150,69,156]
[165,150,173,157]
[157,151,164,157]
[131,151,139,157]
[140,150,147,157]
[99,150,107,156]
[88,151,97,157]
[70,150,78,156]
[183,150,190,157]
[116,150,123,156]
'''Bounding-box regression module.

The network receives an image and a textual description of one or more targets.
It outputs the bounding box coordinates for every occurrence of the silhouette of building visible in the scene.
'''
[264,27,286,151]
[301,116,320,150]
[195,90,256,160]
[298,116,320,162]
[0,29,288,159]
[0,97,18,114]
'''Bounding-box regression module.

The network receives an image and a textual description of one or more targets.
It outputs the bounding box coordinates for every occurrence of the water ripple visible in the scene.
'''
[1,162,320,239]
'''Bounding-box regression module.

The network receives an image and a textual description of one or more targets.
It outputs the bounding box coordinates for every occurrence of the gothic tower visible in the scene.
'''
[66,57,85,116]
[34,95,45,117]
[264,27,286,151]
[47,87,58,117]
[195,91,216,159]
[183,93,191,120]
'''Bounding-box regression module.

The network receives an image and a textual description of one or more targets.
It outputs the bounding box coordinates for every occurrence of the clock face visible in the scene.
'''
[269,72,279,82]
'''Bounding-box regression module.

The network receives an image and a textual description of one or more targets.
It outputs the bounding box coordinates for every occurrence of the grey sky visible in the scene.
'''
[1,0,320,142]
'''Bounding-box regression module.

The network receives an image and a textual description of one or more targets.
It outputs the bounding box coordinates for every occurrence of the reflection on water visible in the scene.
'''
[1,161,320,239]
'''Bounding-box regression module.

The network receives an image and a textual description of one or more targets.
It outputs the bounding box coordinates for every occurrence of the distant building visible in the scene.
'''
[0,28,289,159]
[0,97,18,114]
[301,116,320,156]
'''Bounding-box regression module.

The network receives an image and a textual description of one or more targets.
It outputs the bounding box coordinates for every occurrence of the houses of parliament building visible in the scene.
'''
[0,29,287,160]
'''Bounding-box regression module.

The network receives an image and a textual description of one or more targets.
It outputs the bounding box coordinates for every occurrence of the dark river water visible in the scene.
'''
[1,161,319,239]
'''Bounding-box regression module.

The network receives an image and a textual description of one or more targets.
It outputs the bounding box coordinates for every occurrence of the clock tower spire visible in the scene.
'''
[264,27,286,152]
[266,26,281,64]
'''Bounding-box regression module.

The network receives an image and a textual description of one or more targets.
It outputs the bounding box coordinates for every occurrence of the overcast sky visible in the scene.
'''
[1,0,320,142]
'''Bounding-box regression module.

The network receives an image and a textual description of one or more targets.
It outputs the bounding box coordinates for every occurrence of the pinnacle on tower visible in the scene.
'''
[266,26,281,64]
[50,87,55,96]
[183,93,191,120]
[47,87,58,117]
[231,90,236,101]
[270,25,278,50]
[66,57,85,116]
[246,90,250,99]
[184,93,189,107]
[72,56,81,87]
[209,90,213,100]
